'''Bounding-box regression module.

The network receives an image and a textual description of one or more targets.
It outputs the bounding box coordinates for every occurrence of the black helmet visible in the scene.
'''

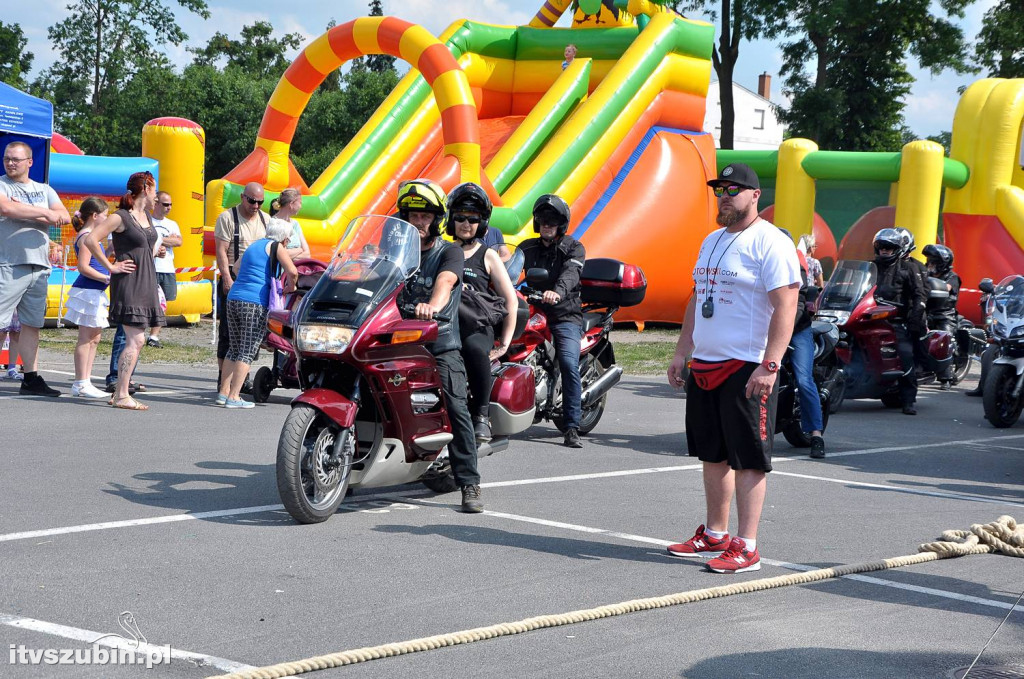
[873,228,903,265]
[397,179,447,238]
[893,226,915,259]
[922,243,953,275]
[445,182,491,240]
[532,193,571,237]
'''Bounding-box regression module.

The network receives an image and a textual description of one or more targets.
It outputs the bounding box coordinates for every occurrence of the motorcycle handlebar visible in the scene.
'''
[400,303,450,323]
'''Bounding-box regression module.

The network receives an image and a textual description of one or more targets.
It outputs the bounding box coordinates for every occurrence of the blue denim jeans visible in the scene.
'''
[106,325,126,386]
[790,326,824,433]
[550,321,582,431]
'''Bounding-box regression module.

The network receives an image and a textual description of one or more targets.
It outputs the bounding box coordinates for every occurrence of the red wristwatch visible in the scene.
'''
[761,360,779,373]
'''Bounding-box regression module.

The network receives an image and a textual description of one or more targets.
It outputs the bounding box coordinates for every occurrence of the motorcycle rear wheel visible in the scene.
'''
[782,393,831,447]
[553,353,610,436]
[983,364,1023,428]
[951,347,972,385]
[880,391,903,409]
[277,404,354,523]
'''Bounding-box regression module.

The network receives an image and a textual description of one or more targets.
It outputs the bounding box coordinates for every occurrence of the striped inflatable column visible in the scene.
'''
[530,0,572,27]
[251,16,480,189]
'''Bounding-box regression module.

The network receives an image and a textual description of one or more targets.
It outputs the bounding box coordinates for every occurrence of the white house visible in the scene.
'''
[703,73,785,150]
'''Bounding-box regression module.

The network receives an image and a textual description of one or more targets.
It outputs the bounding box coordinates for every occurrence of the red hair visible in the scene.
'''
[118,171,155,210]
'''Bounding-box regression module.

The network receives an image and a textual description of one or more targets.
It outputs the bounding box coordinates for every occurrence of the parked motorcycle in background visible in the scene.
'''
[511,258,647,435]
[981,274,1024,427]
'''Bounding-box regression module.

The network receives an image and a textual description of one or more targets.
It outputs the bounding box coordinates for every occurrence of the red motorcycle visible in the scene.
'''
[510,258,647,435]
[815,260,953,409]
[272,216,535,524]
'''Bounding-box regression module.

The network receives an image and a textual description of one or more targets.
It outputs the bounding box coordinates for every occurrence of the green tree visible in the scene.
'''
[364,0,396,74]
[0,22,33,90]
[34,0,209,154]
[774,0,974,151]
[973,0,1024,78]
[190,20,303,80]
[669,1,783,149]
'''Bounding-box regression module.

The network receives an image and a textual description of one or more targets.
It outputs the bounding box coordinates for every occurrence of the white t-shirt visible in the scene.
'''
[691,218,801,363]
[0,176,61,268]
[152,216,181,273]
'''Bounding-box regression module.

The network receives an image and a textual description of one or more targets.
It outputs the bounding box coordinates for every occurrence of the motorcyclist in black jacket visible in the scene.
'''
[873,228,927,414]
[520,194,586,448]
[922,243,961,389]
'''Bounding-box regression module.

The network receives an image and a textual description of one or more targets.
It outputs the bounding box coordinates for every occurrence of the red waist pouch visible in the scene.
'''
[689,358,746,391]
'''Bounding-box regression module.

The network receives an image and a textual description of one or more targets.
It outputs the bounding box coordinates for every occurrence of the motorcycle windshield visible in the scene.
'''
[990,275,1024,321]
[297,216,420,328]
[818,260,877,312]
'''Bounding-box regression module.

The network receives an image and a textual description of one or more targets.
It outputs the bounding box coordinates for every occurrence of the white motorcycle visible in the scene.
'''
[981,275,1024,427]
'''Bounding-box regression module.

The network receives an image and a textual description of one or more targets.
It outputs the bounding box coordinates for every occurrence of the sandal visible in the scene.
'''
[112,397,149,411]
[130,382,146,392]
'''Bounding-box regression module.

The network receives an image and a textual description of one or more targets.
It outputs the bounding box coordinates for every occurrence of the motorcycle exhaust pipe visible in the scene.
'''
[582,365,624,407]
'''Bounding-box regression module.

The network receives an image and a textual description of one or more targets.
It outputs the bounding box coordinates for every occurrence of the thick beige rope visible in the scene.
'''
[209,516,1022,679]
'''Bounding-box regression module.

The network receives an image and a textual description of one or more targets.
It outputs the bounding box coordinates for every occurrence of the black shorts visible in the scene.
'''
[156,273,178,302]
[685,361,776,472]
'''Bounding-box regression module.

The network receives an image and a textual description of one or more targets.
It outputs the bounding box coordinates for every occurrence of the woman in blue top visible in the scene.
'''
[64,197,112,399]
[219,218,298,408]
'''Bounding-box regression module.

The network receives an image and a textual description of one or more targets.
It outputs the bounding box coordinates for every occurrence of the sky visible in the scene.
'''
[5,0,999,139]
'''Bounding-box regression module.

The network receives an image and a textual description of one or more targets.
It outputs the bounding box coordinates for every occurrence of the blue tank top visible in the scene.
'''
[71,231,110,291]
[228,238,274,306]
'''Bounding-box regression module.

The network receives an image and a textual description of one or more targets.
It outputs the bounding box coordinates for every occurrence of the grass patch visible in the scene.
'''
[616,341,677,376]
[38,329,214,365]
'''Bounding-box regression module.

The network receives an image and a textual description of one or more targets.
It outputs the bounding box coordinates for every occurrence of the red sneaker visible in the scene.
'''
[706,538,761,573]
[666,524,730,557]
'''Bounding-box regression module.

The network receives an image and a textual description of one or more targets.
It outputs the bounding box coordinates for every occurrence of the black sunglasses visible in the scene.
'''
[243,195,264,206]
[160,201,172,207]
[452,215,481,224]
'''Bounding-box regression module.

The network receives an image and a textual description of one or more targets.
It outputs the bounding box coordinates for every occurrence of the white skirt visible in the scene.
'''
[64,287,110,329]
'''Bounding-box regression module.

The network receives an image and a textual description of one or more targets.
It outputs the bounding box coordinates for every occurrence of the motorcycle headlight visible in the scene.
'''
[993,322,1008,339]
[1012,325,1024,339]
[296,325,354,354]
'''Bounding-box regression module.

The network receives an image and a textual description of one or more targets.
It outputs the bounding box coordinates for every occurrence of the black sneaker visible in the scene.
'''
[473,416,492,443]
[146,336,162,348]
[460,485,484,513]
[809,435,825,459]
[564,428,583,448]
[902,404,917,416]
[20,374,60,397]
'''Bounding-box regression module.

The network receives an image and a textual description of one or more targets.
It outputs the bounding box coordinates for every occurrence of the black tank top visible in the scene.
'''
[462,244,491,295]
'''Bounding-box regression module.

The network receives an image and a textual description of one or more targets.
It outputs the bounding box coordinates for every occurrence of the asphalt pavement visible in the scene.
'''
[0,353,1021,678]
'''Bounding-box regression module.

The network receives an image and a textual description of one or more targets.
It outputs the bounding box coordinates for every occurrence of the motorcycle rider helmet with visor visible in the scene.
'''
[532,194,571,237]
[397,179,447,238]
[873,228,903,266]
[922,243,954,276]
[444,182,492,240]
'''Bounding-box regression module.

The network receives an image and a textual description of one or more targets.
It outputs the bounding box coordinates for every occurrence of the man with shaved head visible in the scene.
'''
[214,182,267,388]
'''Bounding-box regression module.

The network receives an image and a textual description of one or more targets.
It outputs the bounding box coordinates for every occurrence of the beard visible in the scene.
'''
[716,205,744,228]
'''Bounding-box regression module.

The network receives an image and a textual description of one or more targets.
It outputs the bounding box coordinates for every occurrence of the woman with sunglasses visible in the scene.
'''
[84,171,163,410]
[446,183,518,444]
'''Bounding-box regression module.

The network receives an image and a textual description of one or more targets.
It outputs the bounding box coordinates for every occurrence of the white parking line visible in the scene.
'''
[0,613,254,673]
[409,499,1023,615]
[771,470,1024,508]
[1,433,1022,545]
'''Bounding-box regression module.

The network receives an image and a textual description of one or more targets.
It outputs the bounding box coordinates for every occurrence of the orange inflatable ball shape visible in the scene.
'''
[757,205,837,277]
[838,206,895,263]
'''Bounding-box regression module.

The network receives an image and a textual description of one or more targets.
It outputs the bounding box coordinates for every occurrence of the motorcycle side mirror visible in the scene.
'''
[979,278,995,294]
[526,267,550,286]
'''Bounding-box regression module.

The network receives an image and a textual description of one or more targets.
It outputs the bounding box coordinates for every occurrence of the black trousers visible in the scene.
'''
[435,350,480,487]
[217,277,230,360]
[461,326,494,419]
[894,325,918,406]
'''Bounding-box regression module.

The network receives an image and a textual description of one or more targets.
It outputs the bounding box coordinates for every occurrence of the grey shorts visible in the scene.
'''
[0,264,49,329]
[156,273,178,302]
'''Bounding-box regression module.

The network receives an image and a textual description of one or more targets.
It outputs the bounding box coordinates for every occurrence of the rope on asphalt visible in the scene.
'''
[208,516,1023,679]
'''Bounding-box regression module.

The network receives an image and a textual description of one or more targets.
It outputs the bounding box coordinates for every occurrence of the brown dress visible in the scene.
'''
[108,208,166,328]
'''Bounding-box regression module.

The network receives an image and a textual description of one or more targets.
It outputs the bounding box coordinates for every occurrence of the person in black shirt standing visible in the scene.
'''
[395,179,482,513]
[520,194,586,448]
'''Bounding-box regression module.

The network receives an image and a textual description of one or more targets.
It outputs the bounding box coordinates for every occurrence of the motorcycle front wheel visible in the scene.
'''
[983,364,1024,428]
[553,352,611,436]
[277,404,354,523]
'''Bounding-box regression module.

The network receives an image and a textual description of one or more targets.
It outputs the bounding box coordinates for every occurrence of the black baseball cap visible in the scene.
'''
[707,163,760,190]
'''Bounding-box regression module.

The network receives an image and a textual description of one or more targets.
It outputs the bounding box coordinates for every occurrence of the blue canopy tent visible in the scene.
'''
[0,82,52,183]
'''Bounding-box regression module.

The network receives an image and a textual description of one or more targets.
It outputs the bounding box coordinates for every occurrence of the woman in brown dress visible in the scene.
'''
[84,171,164,410]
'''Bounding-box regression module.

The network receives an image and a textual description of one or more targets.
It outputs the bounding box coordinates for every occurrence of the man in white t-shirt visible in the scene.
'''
[0,141,71,397]
[665,163,801,574]
[148,191,182,348]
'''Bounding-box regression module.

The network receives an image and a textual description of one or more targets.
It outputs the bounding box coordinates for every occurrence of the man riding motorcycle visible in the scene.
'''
[922,243,961,390]
[520,194,586,448]
[873,228,927,415]
[395,179,483,513]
